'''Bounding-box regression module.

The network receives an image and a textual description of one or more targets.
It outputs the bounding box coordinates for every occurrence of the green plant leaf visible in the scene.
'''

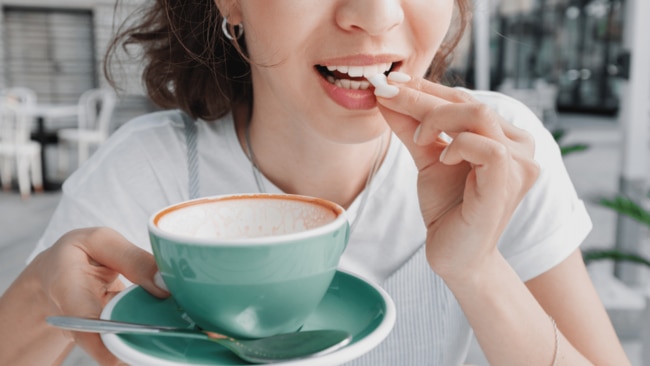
[560,144,590,156]
[550,128,589,156]
[551,129,566,142]
[583,249,650,267]
[599,195,650,227]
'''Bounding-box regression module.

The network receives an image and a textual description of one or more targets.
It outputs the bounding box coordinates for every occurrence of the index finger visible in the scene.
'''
[405,77,477,104]
[377,80,504,138]
[378,75,533,143]
[372,83,459,162]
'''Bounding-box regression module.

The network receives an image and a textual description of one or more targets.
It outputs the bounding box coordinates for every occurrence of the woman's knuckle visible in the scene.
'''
[453,89,474,103]
[491,143,509,161]
[515,127,535,148]
[526,160,541,182]
[469,103,489,118]
[470,103,500,130]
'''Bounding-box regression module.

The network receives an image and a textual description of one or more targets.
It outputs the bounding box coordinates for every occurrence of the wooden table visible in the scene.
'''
[22,104,78,191]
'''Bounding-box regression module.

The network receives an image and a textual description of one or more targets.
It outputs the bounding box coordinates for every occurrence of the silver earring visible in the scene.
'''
[221,17,244,41]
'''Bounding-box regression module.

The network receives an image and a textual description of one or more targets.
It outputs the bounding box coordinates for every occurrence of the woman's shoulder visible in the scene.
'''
[113,109,190,136]
[456,89,592,281]
[108,109,234,149]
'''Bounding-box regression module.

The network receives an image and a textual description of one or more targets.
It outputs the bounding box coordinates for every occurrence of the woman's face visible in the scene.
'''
[225,0,455,142]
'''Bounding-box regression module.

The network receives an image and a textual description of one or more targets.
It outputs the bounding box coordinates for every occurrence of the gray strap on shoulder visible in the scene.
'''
[181,112,200,200]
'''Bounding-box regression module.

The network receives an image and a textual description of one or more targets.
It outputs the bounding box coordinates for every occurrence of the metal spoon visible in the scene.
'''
[47,316,351,364]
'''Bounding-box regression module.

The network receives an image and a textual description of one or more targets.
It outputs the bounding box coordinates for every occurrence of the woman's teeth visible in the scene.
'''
[322,63,393,90]
[326,77,371,90]
[326,63,393,78]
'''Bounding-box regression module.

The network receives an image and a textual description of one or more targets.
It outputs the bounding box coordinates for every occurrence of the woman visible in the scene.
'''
[0,0,630,365]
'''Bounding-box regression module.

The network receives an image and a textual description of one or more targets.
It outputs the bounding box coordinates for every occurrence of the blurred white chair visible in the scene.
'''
[0,102,42,198]
[57,88,117,173]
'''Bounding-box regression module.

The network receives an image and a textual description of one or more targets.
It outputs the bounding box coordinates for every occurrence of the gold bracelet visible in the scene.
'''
[550,316,559,366]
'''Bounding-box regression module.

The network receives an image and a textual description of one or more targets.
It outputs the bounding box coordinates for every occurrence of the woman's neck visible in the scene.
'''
[233,105,390,209]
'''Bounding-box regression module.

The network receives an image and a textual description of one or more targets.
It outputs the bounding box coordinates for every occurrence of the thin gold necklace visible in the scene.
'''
[244,124,385,233]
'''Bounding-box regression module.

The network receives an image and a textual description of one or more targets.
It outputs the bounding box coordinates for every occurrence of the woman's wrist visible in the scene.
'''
[1,254,50,322]
[0,252,72,364]
[440,252,558,364]
[430,245,505,290]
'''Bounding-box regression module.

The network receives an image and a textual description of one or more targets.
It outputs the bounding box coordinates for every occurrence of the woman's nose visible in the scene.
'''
[335,0,404,36]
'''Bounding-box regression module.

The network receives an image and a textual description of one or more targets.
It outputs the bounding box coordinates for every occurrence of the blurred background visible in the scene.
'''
[453,0,627,115]
[0,0,649,364]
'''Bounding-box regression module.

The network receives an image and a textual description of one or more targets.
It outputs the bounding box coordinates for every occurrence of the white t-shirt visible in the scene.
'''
[28,90,591,365]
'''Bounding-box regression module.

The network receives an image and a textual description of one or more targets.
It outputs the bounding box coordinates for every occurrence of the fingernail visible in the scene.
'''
[374,85,399,98]
[413,124,422,144]
[438,131,453,144]
[439,145,450,162]
[153,271,169,292]
[387,71,411,83]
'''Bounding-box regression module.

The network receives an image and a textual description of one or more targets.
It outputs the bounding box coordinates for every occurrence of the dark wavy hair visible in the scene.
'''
[105,1,472,121]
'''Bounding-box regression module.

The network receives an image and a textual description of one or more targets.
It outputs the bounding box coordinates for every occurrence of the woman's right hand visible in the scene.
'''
[0,227,169,365]
[375,77,539,282]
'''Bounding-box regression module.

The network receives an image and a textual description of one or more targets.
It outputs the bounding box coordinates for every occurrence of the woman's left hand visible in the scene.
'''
[376,77,540,282]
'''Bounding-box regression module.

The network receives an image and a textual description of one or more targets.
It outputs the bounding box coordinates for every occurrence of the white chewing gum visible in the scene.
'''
[367,74,399,98]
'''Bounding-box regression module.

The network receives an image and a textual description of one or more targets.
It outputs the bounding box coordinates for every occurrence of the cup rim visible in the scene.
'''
[148,193,349,246]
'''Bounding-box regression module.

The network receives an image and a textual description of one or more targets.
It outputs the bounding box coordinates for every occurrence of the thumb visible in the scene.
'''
[378,104,445,170]
[377,102,419,149]
[78,227,170,299]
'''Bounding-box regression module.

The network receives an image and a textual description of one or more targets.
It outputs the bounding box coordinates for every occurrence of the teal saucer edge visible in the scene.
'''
[101,270,396,366]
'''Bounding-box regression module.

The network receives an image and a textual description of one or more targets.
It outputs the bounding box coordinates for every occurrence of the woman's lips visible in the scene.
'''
[317,74,378,110]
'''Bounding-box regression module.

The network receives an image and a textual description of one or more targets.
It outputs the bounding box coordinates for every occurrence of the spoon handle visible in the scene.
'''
[47,316,353,364]
[46,316,208,340]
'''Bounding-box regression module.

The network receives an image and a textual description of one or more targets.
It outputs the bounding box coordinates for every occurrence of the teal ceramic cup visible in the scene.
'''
[148,193,349,339]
